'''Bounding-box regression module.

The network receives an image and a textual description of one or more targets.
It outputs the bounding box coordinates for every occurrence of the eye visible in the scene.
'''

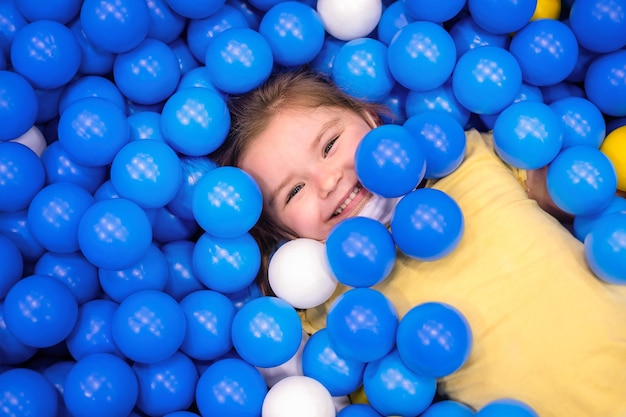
[286,183,304,204]
[323,137,338,157]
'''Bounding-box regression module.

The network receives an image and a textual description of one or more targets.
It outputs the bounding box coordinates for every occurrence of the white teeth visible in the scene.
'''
[334,185,362,216]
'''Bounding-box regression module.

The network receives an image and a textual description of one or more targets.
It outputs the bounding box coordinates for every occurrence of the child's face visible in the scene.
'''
[240,106,375,241]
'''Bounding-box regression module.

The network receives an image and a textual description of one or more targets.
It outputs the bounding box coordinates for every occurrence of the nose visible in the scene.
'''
[314,167,342,198]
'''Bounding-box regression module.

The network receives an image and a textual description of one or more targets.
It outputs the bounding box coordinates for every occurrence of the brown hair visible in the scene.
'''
[210,67,387,296]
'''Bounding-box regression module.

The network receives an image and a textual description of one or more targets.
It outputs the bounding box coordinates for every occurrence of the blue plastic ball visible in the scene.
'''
[509,19,579,86]
[112,289,186,363]
[302,328,366,396]
[205,27,274,94]
[363,349,437,417]
[0,141,45,212]
[549,97,606,149]
[179,290,236,361]
[127,111,166,142]
[449,16,510,57]
[99,243,169,302]
[421,400,475,417]
[401,0,465,22]
[391,188,464,261]
[66,299,123,361]
[169,37,201,75]
[0,368,58,417]
[69,19,116,75]
[4,274,78,348]
[541,82,585,104]
[0,302,38,365]
[168,156,217,220]
[11,20,80,90]
[584,211,626,284]
[585,49,626,117]
[396,302,473,378]
[325,216,396,287]
[110,139,183,209]
[546,146,617,216]
[355,124,426,198]
[34,251,100,305]
[476,398,538,417]
[468,0,537,34]
[0,71,38,141]
[0,210,46,263]
[195,358,267,417]
[259,1,325,67]
[310,36,345,75]
[388,21,457,91]
[145,0,187,43]
[0,1,27,55]
[15,0,82,23]
[58,96,130,167]
[493,101,563,169]
[569,0,626,53]
[114,38,181,105]
[231,296,302,368]
[161,87,231,156]
[573,196,626,241]
[337,404,383,417]
[377,1,414,46]
[27,182,95,253]
[192,166,262,237]
[161,240,205,301]
[403,111,467,179]
[58,75,126,115]
[332,37,396,102]
[452,45,522,115]
[165,0,225,18]
[133,351,199,416]
[0,235,22,299]
[77,198,153,270]
[80,0,149,53]
[64,353,139,417]
[406,79,471,127]
[41,141,108,194]
[152,206,200,243]
[326,287,398,363]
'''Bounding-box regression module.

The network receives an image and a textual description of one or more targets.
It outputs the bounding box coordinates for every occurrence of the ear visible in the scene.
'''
[361,110,380,128]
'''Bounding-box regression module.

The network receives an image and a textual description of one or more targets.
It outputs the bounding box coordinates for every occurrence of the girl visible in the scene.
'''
[210,68,626,416]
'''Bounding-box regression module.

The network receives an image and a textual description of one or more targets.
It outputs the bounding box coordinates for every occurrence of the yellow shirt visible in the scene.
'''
[301,130,626,416]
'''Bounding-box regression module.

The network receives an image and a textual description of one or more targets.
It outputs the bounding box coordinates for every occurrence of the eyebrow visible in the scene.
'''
[267,115,341,209]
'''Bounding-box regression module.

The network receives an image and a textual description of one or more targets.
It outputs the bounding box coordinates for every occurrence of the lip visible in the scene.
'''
[330,183,372,220]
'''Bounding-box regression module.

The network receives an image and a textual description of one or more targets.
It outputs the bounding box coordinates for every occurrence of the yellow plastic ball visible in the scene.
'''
[531,0,561,20]
[600,126,626,192]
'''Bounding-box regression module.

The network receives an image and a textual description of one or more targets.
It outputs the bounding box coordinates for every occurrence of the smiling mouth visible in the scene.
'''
[333,185,363,217]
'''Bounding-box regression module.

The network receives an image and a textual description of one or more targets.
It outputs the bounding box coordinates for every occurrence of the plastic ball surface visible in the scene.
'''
[476,398,539,417]
[113,38,181,105]
[406,79,471,127]
[268,238,338,309]
[0,210,46,263]
[388,21,457,92]
[585,50,626,117]
[391,188,464,261]
[337,404,384,417]
[449,16,511,57]
[509,18,579,87]
[80,0,150,53]
[401,0,466,22]
[192,166,262,237]
[10,20,80,90]
[0,71,38,141]
[0,302,38,365]
[205,27,274,94]
[262,375,335,417]
[179,290,236,360]
[77,198,153,270]
[452,46,522,115]
[4,274,78,348]
[0,141,45,212]
[325,217,396,288]
[421,400,475,417]
[161,87,231,156]
[468,0,537,34]
[546,146,617,216]
[569,0,626,53]
[112,289,186,363]
[302,328,366,396]
[584,211,626,284]
[601,126,626,191]
[326,287,398,363]
[168,156,217,221]
[396,302,473,378]
[0,235,22,299]
[66,299,123,361]
[316,0,382,41]
[58,75,126,115]
[165,0,225,18]
[363,349,437,417]
[35,251,100,305]
[58,96,130,167]
[493,101,563,170]
[133,351,199,416]
[64,353,139,417]
[355,124,426,198]
[573,196,626,241]
[550,97,606,149]
[27,182,95,253]
[259,1,325,67]
[231,295,302,368]
[195,358,267,417]
[161,240,204,301]
[0,368,58,417]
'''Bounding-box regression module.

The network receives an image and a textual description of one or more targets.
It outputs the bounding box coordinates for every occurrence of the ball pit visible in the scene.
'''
[1,0,626,415]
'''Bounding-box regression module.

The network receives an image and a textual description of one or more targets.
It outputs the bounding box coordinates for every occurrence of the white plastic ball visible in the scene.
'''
[268,238,338,309]
[316,0,383,41]
[257,331,309,387]
[262,375,335,417]
[10,126,47,157]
